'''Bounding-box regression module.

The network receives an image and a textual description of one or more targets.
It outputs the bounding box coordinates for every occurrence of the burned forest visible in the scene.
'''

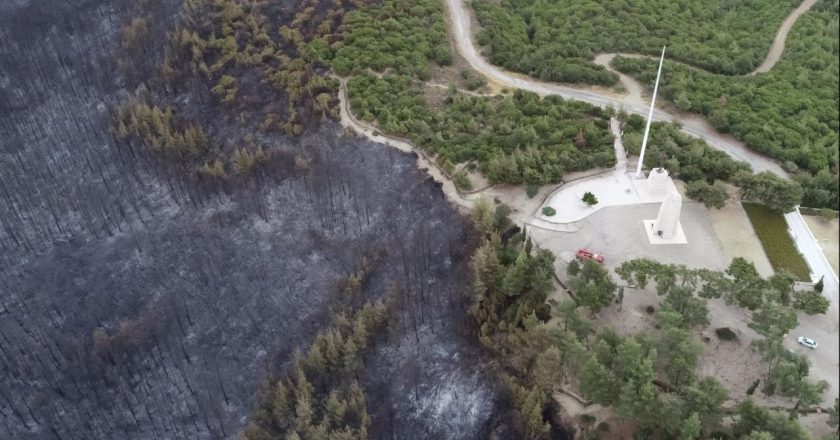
[0,0,518,438]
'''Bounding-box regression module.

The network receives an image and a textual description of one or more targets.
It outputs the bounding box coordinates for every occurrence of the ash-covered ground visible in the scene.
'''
[0,0,516,438]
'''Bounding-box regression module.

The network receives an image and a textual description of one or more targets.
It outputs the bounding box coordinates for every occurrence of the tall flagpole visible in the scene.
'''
[635,46,666,178]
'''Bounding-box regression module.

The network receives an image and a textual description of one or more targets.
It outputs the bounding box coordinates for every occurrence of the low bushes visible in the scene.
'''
[742,203,811,280]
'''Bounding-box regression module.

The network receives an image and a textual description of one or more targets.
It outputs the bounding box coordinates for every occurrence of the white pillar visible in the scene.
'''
[635,46,666,178]
[653,189,682,239]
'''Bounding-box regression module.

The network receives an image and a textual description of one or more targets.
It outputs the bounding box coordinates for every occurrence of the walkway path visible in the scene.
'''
[337,78,474,209]
[611,117,627,176]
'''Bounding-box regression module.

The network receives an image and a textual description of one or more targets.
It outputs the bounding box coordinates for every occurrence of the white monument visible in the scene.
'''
[643,185,687,244]
[645,167,670,196]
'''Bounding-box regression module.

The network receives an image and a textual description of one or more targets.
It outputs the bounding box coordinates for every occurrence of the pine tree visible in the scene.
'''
[677,412,702,440]
[532,346,564,392]
[324,329,342,366]
[272,381,293,427]
[342,338,359,370]
[305,343,327,375]
[324,390,347,429]
[574,128,587,148]
[502,252,529,297]
[523,386,549,440]
[579,357,620,405]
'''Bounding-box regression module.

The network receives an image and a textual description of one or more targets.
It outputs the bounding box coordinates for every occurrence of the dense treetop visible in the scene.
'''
[472,0,800,84]
[325,0,452,79]
[615,0,839,208]
[348,75,615,185]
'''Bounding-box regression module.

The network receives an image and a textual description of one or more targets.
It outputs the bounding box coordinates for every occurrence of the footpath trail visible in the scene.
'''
[337,79,474,209]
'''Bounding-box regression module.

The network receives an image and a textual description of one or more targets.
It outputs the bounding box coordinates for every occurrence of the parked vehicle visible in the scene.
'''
[576,249,605,264]
[797,336,817,349]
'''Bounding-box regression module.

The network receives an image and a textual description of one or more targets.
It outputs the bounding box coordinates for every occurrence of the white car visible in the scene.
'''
[797,336,817,349]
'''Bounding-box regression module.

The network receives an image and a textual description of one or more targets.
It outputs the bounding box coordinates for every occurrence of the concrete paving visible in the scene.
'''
[531,202,729,277]
[539,173,643,223]
[538,170,681,225]
[642,219,687,244]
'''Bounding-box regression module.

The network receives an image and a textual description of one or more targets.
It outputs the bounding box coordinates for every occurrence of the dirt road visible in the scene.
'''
[752,0,818,74]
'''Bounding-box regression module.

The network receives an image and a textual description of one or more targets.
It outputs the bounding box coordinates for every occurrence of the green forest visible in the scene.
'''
[348,75,615,185]
[467,201,829,439]
[321,0,621,186]
[325,0,452,79]
[472,0,800,84]
[242,301,389,440]
[614,0,839,209]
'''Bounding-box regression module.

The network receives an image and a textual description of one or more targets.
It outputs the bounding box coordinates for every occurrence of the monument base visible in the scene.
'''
[643,220,687,245]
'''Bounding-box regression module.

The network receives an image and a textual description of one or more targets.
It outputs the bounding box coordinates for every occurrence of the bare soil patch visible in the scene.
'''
[594,287,659,337]
[706,197,775,278]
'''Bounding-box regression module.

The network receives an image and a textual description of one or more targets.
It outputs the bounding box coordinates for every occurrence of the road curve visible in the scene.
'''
[752,0,818,74]
[444,0,787,177]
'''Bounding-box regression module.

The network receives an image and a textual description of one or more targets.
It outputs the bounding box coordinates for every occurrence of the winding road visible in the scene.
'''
[444,0,804,177]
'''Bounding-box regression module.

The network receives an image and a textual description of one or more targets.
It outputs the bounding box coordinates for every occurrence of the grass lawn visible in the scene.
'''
[742,203,811,281]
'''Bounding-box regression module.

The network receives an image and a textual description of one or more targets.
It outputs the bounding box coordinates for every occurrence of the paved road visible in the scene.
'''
[445,0,787,176]
[783,208,840,402]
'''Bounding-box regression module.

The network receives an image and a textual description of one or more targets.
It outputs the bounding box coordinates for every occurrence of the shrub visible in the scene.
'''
[454,171,473,191]
[582,191,598,206]
[542,206,556,216]
[645,305,655,314]
[746,379,760,395]
[742,203,811,280]
[715,327,738,341]
[793,290,829,315]
[685,180,729,209]
[597,421,610,432]
[526,184,539,199]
